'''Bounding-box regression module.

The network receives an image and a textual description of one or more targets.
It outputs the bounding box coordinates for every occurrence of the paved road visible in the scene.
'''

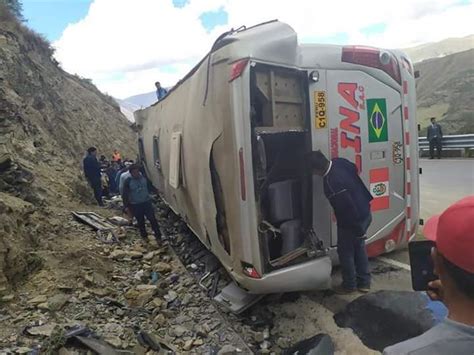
[419,158,474,220]
[387,158,474,264]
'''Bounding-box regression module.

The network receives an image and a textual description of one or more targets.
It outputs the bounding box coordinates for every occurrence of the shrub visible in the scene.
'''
[0,0,24,22]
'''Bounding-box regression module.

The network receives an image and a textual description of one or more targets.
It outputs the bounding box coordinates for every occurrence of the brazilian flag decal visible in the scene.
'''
[367,98,388,143]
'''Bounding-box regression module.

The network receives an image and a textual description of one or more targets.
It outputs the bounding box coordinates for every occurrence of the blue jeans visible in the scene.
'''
[337,214,372,289]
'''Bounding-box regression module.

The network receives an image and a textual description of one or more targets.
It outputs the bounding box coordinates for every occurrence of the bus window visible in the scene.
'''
[169,132,181,189]
[153,136,161,170]
[138,137,146,164]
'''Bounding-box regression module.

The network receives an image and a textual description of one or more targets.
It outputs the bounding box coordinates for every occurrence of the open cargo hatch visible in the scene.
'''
[249,63,327,273]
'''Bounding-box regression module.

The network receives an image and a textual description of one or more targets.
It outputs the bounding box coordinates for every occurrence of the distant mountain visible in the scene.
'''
[116,91,160,122]
[415,49,474,135]
[404,34,474,63]
[122,91,157,108]
[115,98,141,122]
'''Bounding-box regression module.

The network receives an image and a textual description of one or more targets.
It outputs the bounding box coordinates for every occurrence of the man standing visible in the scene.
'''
[115,163,133,224]
[122,164,162,243]
[155,81,168,101]
[119,162,132,196]
[384,196,474,354]
[83,147,104,206]
[106,161,119,195]
[308,151,373,294]
[427,117,443,159]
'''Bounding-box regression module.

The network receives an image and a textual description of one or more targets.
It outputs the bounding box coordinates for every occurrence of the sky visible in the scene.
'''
[22,0,474,99]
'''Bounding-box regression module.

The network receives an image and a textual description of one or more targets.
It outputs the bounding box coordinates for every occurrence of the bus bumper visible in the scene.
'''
[231,256,332,294]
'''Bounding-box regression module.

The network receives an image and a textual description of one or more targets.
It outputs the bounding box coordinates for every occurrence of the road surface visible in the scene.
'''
[419,158,474,220]
[387,158,474,264]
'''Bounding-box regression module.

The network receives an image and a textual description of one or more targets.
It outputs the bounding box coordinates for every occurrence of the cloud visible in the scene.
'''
[53,0,474,99]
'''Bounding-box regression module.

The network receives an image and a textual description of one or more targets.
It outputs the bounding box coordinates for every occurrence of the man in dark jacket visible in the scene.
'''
[427,117,443,159]
[122,164,162,243]
[309,150,373,294]
[83,147,104,206]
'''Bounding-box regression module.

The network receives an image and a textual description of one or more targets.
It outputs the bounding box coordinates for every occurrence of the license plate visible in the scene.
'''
[314,91,327,129]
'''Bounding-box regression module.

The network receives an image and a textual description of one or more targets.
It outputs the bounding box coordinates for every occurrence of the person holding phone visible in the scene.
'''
[384,196,474,354]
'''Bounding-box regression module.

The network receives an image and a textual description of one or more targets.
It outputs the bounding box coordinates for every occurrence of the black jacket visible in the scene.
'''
[323,158,373,236]
[427,123,443,141]
[83,154,101,182]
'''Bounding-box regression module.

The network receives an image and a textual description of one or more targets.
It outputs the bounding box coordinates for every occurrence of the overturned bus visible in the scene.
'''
[134,20,419,296]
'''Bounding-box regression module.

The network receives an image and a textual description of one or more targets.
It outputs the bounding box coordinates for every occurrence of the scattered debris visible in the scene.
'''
[282,333,334,355]
[108,216,130,226]
[24,323,58,337]
[72,211,117,231]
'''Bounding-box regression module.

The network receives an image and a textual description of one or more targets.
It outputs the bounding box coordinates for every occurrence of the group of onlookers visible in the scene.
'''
[83,147,162,244]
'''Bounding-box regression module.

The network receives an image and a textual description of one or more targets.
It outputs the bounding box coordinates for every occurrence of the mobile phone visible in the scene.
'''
[408,240,437,291]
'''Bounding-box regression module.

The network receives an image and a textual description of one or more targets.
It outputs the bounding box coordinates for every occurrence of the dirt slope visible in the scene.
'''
[0,12,137,292]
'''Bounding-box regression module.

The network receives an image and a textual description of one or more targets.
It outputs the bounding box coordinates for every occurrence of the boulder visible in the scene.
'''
[48,293,69,311]
[124,286,156,307]
[334,290,443,351]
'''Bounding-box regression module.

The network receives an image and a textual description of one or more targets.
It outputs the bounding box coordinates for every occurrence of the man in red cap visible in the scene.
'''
[384,196,474,354]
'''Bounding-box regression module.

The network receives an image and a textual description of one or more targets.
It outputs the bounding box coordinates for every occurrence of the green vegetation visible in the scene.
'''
[0,0,23,21]
[1,0,55,59]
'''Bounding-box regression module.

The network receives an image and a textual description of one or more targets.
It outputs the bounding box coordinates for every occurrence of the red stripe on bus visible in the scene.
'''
[371,196,390,211]
[406,206,412,218]
[404,106,409,120]
[406,182,411,195]
[369,167,389,182]
[405,132,410,145]
[406,157,411,170]
[366,220,405,257]
[403,81,408,95]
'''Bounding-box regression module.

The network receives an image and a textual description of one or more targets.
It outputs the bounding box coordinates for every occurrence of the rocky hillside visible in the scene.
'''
[415,49,474,135]
[0,9,137,292]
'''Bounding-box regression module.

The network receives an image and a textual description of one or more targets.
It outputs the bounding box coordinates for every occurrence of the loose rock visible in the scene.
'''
[28,295,47,305]
[110,249,128,260]
[155,262,172,273]
[48,293,69,311]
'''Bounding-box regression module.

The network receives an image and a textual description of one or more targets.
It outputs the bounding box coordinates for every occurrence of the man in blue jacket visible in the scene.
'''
[83,147,104,206]
[122,164,162,243]
[155,81,168,101]
[309,151,373,294]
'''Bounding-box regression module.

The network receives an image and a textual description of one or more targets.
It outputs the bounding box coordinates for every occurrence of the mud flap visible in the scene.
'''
[213,282,264,314]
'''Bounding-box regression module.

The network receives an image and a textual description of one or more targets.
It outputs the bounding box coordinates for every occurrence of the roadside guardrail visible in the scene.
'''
[419,134,474,157]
